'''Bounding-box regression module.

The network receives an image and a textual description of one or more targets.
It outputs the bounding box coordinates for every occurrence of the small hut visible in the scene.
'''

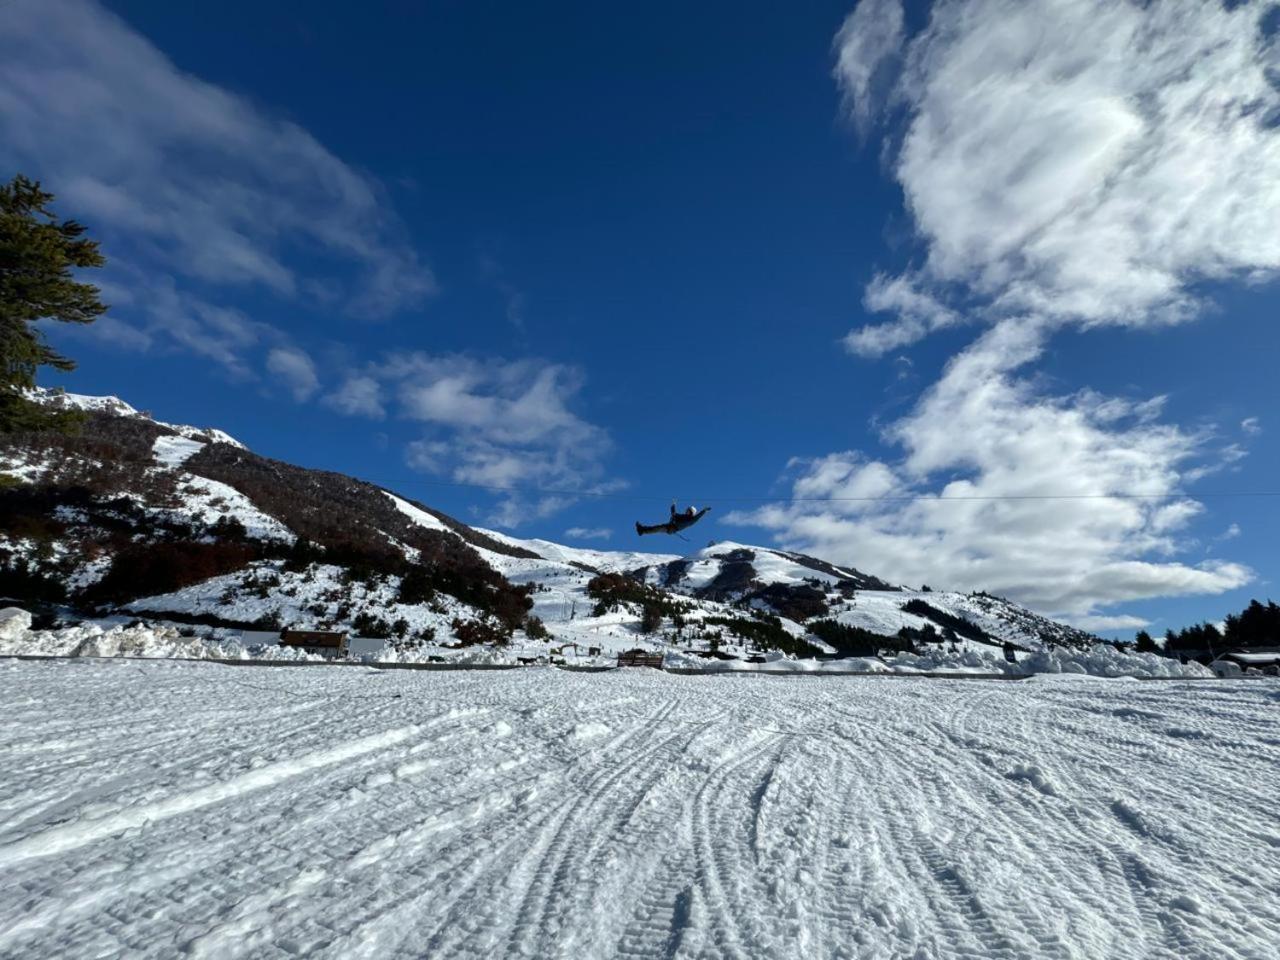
[616,648,665,668]
[279,629,349,659]
[1210,651,1280,677]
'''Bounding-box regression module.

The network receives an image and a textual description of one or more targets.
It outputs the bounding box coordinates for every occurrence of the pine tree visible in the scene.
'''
[1,174,107,432]
[1134,629,1157,654]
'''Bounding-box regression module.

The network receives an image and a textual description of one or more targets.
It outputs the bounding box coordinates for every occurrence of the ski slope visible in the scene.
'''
[2,660,1277,959]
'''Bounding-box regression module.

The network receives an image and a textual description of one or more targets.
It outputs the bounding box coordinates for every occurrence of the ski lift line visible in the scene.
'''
[357,474,1280,505]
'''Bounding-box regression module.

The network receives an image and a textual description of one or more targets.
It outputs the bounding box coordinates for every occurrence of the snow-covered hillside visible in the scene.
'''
[2,658,1276,959]
[1,390,1128,668]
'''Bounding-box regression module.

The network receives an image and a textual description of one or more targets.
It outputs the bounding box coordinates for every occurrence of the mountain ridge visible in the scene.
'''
[0,389,1101,660]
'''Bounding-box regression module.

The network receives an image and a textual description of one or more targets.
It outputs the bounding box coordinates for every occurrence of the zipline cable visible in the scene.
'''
[347,473,1280,506]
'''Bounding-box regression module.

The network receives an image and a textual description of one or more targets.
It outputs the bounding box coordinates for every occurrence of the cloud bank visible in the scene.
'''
[329,353,622,527]
[0,0,434,381]
[737,0,1274,622]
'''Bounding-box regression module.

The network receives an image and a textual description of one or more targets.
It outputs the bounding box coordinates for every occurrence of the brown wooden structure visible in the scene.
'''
[279,629,349,659]
[616,649,665,668]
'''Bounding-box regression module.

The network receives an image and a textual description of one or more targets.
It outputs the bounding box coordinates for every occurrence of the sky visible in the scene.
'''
[2,0,1277,636]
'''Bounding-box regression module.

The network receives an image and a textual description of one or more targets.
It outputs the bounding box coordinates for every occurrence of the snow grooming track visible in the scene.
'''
[1,661,1279,959]
[496,699,700,959]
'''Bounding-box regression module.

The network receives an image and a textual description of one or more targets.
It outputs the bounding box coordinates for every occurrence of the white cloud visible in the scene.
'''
[334,352,620,527]
[833,0,905,136]
[836,0,1280,333]
[1069,614,1151,633]
[736,0,1269,620]
[1241,417,1262,435]
[845,273,963,357]
[730,320,1254,617]
[0,0,434,376]
[325,375,385,419]
[565,527,612,541]
[266,347,319,403]
[1216,522,1242,542]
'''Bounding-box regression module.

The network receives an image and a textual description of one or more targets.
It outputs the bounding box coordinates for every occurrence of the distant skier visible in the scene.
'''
[636,502,710,537]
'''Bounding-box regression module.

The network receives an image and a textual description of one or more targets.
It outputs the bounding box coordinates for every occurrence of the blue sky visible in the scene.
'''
[2,0,1276,636]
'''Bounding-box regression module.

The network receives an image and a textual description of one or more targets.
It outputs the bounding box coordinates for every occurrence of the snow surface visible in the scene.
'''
[163,475,295,542]
[31,388,244,448]
[385,491,448,533]
[0,621,252,660]
[687,542,877,588]
[476,526,681,574]
[0,659,1277,959]
[152,434,206,468]
[0,608,30,642]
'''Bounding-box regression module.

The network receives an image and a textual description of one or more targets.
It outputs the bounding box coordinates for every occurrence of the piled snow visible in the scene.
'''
[0,618,237,660]
[678,645,1211,678]
[1,660,1276,959]
[879,643,1212,678]
[0,608,32,642]
[0,610,335,661]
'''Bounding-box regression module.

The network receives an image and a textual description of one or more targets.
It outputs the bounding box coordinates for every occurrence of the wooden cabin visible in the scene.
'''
[617,649,665,668]
[1210,650,1280,677]
[279,629,349,659]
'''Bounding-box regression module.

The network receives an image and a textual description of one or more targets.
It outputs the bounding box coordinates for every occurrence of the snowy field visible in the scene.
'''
[1,660,1278,959]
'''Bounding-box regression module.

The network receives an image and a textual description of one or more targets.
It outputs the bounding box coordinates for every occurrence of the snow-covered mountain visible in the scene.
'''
[0,390,1100,662]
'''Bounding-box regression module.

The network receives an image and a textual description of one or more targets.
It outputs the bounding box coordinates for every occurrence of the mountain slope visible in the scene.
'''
[1,390,1101,662]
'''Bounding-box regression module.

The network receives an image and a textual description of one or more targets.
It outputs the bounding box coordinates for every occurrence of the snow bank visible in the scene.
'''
[0,618,232,659]
[879,643,1212,678]
[0,607,32,642]
[0,610,325,661]
[675,643,1211,678]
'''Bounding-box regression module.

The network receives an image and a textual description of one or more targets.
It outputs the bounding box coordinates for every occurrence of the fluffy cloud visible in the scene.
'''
[266,347,320,403]
[565,527,612,541]
[731,320,1252,617]
[838,0,1280,336]
[736,0,1271,621]
[833,0,905,136]
[336,352,621,527]
[0,0,434,376]
[325,376,386,419]
[844,273,962,357]
[1069,614,1153,632]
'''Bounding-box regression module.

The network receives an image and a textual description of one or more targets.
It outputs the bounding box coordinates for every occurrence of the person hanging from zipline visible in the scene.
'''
[635,501,711,537]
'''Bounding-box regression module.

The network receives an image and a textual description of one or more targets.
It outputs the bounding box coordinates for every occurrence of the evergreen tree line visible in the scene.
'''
[1133,599,1280,657]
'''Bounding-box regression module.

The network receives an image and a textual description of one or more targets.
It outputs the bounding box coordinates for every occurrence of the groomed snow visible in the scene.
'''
[152,434,206,468]
[0,660,1276,959]
[385,491,448,533]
